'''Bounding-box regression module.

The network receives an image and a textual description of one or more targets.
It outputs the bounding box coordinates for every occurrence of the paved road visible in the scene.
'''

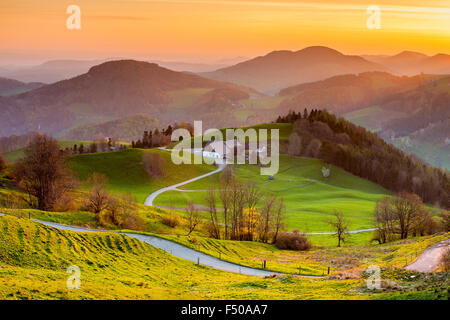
[405,239,450,273]
[144,163,226,206]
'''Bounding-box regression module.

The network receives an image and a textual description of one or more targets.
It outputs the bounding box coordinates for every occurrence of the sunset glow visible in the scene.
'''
[1,0,450,62]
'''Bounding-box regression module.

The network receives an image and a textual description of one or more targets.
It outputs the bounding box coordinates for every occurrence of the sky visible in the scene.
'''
[1,0,449,65]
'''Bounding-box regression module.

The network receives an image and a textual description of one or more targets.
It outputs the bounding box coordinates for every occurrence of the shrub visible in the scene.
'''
[161,213,181,228]
[274,232,311,251]
[441,249,450,272]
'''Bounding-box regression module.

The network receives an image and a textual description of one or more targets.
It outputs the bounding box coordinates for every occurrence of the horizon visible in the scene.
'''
[1,0,449,66]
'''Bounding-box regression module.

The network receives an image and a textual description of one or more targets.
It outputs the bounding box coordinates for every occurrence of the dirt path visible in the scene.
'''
[405,239,450,273]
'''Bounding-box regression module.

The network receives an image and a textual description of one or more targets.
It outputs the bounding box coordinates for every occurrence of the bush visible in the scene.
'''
[274,232,311,251]
[441,249,450,272]
[161,213,181,228]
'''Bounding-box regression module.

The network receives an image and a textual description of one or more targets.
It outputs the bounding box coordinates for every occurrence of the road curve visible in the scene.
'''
[405,239,450,273]
[144,163,226,207]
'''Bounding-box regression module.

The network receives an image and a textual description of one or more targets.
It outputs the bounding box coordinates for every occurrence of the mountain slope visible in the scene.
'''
[0,60,253,137]
[277,72,431,115]
[203,46,386,94]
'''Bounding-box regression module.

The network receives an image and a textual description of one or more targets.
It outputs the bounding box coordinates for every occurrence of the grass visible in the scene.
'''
[1,215,447,300]
[0,215,367,300]
[153,154,390,233]
[66,148,215,203]
[152,232,450,277]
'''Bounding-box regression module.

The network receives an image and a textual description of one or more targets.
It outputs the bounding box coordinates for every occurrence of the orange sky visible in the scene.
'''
[1,0,449,63]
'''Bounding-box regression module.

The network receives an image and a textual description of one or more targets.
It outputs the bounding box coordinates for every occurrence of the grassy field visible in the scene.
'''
[153,154,390,233]
[0,215,364,300]
[154,232,450,276]
[1,215,447,300]
[67,148,215,203]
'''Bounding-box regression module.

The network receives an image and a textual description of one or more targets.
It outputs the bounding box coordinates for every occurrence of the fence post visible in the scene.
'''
[197,257,200,265]
[263,260,266,269]
[328,266,330,275]
[298,266,301,274]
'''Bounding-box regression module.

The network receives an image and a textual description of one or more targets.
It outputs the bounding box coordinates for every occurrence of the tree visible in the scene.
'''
[259,193,276,243]
[186,201,200,236]
[12,134,75,211]
[78,143,84,154]
[244,183,261,241]
[374,197,395,244]
[272,198,286,243]
[0,155,6,173]
[391,192,423,239]
[89,142,98,153]
[86,173,110,221]
[328,210,350,247]
[287,132,302,156]
[205,187,220,239]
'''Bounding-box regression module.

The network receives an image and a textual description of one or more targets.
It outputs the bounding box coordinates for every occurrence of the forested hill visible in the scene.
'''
[278,109,449,209]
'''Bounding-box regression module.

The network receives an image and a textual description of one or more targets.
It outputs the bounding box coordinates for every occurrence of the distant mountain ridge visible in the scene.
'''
[0,77,44,96]
[202,46,386,94]
[0,60,253,137]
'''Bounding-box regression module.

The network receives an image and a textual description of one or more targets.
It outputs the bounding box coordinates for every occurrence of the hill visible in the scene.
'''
[0,77,44,96]
[202,46,385,94]
[277,110,449,209]
[277,72,428,115]
[364,51,450,75]
[61,114,163,141]
[343,76,450,169]
[0,60,253,137]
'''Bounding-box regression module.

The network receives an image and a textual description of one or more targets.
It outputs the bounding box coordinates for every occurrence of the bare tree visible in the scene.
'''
[259,193,276,243]
[374,197,395,244]
[391,192,423,239]
[205,187,220,239]
[12,134,75,211]
[86,173,110,221]
[272,198,286,243]
[186,201,200,236]
[219,183,231,239]
[328,210,350,247]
